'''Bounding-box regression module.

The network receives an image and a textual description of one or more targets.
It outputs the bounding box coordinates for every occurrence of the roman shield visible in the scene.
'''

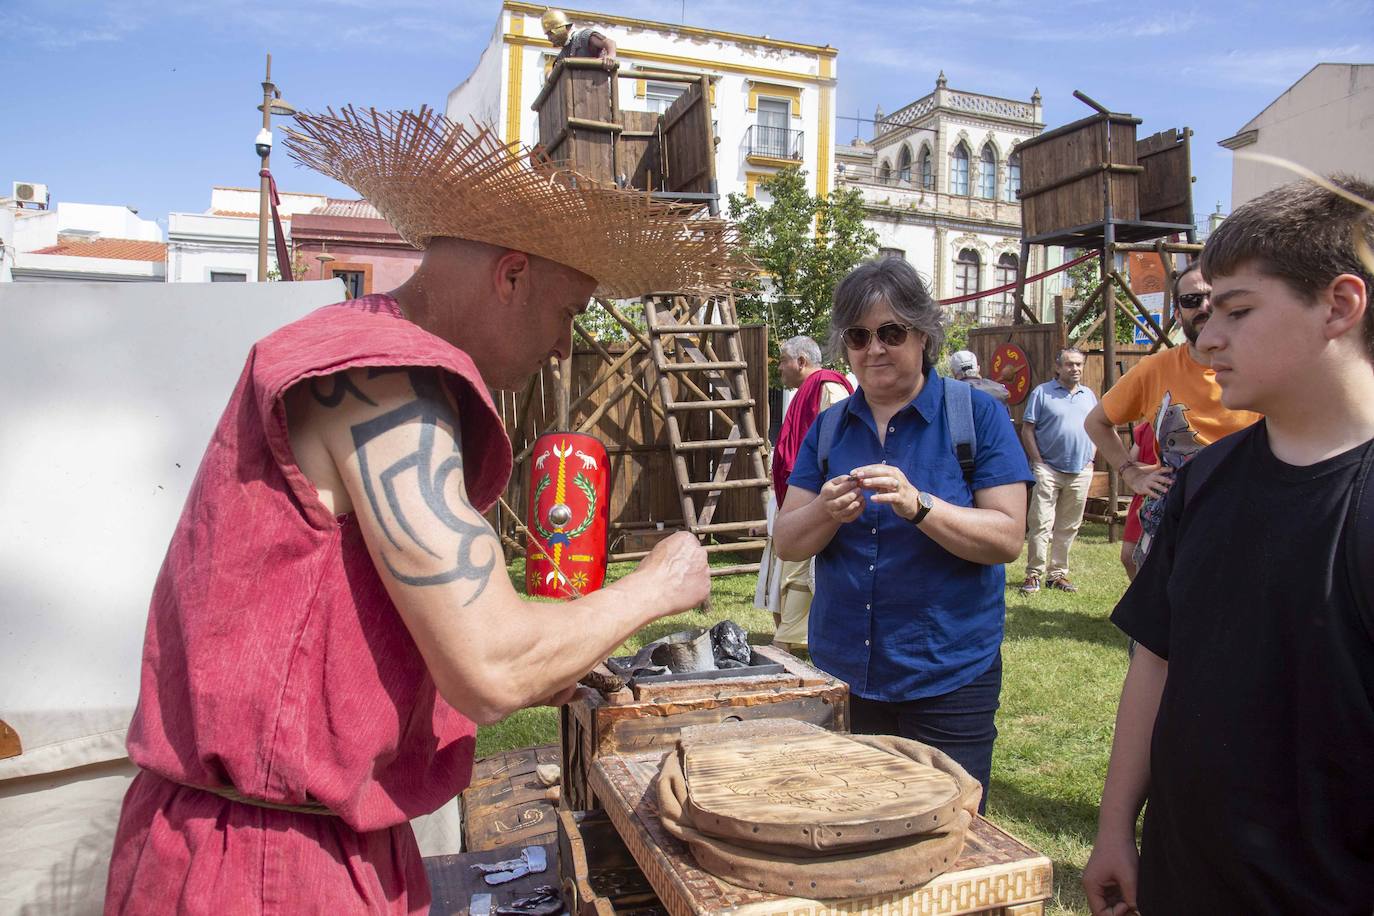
[525,431,610,598]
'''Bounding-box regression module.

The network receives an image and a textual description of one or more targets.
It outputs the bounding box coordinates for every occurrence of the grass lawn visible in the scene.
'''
[478,523,1132,916]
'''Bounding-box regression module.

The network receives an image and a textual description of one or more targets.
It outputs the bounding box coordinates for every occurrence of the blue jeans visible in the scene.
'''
[848,653,1002,813]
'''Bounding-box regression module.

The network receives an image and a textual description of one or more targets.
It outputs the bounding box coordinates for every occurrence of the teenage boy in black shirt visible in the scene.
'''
[1083,174,1374,916]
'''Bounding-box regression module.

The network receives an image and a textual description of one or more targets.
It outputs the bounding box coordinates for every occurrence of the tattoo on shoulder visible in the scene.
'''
[350,369,497,602]
[310,374,377,408]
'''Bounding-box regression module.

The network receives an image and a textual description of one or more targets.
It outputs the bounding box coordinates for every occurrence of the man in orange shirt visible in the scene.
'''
[1084,261,1260,563]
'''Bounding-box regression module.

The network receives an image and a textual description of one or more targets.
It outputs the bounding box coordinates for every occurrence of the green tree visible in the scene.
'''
[727,168,878,380]
[1064,256,1133,345]
[937,312,980,375]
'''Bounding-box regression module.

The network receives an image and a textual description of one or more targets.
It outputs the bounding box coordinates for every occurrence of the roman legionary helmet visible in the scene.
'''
[540,9,572,38]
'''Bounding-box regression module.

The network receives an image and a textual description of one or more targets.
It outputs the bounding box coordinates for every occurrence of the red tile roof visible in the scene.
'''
[313,198,382,219]
[30,238,167,262]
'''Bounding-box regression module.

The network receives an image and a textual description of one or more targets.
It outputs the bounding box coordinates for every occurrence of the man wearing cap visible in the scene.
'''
[947,350,1010,402]
[542,8,616,68]
[104,108,744,914]
[1018,347,1096,594]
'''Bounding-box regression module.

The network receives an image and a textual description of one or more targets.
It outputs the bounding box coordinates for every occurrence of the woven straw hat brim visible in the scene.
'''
[284,105,753,299]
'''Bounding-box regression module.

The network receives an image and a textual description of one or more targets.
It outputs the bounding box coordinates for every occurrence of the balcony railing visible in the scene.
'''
[744,124,804,161]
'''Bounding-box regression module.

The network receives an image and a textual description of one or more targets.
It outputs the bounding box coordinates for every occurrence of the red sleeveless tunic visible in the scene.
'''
[106,294,512,914]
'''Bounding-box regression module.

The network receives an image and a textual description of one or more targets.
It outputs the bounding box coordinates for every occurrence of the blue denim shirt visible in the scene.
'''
[788,369,1033,701]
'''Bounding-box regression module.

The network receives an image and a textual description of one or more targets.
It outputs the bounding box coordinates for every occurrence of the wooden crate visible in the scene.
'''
[462,744,561,852]
[591,750,1053,916]
[558,809,666,915]
[533,59,619,183]
[560,645,849,811]
[1016,112,1142,237]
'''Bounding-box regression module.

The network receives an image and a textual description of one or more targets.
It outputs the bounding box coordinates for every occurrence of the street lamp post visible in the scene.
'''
[255,53,296,281]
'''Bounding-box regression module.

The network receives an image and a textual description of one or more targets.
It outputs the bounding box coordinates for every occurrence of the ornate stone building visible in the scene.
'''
[835,73,1063,324]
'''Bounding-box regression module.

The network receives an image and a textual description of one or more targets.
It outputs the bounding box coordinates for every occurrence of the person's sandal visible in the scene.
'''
[1018,575,1041,595]
[1046,576,1078,593]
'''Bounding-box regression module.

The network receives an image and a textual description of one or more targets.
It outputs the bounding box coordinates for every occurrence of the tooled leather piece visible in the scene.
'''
[656,731,982,898]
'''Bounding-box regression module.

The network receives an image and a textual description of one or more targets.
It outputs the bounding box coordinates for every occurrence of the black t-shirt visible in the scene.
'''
[1113,422,1374,915]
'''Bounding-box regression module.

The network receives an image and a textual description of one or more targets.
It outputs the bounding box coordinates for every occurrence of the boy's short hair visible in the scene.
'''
[1201,173,1373,356]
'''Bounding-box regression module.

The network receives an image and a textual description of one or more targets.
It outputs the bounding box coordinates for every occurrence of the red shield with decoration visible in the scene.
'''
[525,432,610,598]
[990,343,1032,405]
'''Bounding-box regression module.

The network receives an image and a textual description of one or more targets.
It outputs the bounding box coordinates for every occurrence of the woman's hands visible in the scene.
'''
[818,473,866,524]
[850,463,921,520]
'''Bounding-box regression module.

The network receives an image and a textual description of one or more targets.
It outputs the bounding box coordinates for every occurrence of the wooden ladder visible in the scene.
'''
[642,294,771,576]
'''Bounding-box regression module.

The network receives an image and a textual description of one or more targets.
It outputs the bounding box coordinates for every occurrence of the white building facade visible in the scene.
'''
[1218,63,1374,209]
[445,1,838,204]
[836,74,1063,324]
[166,186,326,283]
[2,193,165,283]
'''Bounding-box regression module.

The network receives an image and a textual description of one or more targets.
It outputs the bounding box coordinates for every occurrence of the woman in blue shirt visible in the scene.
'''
[774,258,1032,808]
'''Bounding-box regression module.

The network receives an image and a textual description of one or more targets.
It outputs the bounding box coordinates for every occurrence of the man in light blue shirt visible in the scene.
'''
[1019,347,1097,593]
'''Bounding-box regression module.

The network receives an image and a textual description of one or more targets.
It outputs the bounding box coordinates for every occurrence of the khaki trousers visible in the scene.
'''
[1025,464,1094,580]
[774,557,813,646]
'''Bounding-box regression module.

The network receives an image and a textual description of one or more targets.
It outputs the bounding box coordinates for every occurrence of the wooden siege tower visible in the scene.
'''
[496,58,771,577]
[1004,90,1202,536]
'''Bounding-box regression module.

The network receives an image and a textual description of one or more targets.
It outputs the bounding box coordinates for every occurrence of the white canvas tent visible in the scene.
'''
[0,281,461,914]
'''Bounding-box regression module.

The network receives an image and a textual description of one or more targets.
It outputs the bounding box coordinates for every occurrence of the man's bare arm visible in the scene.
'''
[289,367,709,724]
[1085,402,1171,498]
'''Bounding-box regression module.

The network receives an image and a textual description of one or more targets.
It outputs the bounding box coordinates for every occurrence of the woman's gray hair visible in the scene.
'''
[827,257,944,367]
[779,335,823,366]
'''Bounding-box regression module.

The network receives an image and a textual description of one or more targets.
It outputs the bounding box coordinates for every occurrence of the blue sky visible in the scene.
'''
[2,0,1368,234]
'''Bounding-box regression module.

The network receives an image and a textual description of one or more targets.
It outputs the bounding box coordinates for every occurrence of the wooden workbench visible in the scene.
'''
[590,750,1053,916]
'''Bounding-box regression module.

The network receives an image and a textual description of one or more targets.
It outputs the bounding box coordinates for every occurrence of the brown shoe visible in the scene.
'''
[1018,575,1041,595]
[1046,576,1078,592]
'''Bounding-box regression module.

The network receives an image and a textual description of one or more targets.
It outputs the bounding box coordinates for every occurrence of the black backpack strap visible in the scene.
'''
[1182,428,1250,508]
[816,405,846,481]
[942,378,977,486]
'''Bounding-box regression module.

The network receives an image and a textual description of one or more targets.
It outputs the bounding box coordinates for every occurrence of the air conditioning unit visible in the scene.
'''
[12,182,50,209]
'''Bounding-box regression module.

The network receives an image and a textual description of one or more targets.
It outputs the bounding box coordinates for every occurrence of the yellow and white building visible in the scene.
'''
[445,2,838,203]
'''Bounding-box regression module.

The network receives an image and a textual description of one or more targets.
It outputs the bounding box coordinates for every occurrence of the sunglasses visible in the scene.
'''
[842,322,916,350]
[1176,292,1210,310]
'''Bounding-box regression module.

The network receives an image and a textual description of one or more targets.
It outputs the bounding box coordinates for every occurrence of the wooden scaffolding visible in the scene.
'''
[1008,90,1200,537]
[488,57,772,576]
[493,293,771,577]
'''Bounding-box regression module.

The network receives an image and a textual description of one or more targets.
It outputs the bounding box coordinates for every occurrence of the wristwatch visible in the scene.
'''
[910,489,934,525]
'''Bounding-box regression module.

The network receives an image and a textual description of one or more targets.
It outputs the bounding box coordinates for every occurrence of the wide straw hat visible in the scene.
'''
[285,105,751,299]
